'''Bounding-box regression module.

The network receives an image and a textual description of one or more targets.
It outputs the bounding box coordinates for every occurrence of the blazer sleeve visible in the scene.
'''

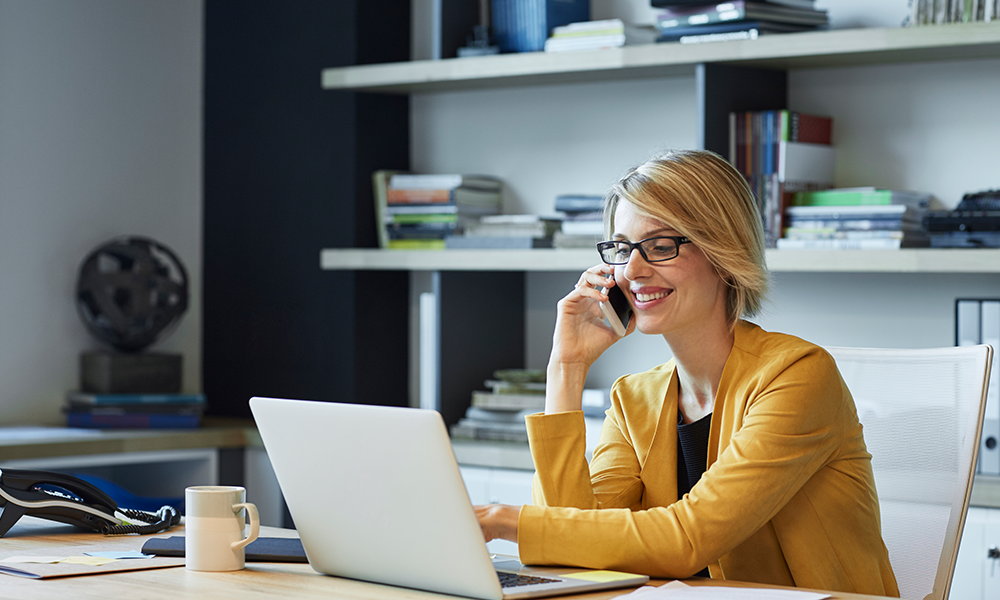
[518,349,850,578]
[526,401,646,511]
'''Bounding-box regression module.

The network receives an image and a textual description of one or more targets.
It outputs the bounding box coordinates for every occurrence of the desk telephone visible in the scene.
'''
[0,468,180,537]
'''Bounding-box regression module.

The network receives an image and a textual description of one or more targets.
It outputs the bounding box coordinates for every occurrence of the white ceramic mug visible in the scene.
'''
[184,486,260,571]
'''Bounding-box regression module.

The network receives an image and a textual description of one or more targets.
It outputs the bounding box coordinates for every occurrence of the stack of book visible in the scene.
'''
[552,194,605,249]
[543,19,657,52]
[729,109,835,246]
[777,188,932,250]
[64,391,206,429]
[446,215,561,249]
[450,369,545,443]
[373,171,502,250]
[908,0,997,26]
[653,0,829,44]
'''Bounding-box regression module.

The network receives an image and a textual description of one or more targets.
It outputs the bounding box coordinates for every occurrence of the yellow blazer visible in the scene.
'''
[517,321,899,596]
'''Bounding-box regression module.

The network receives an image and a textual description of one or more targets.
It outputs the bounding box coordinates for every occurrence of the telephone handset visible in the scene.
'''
[599,281,632,337]
[0,468,180,537]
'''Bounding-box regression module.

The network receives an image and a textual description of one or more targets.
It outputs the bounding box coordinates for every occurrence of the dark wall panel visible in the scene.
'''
[203,1,410,417]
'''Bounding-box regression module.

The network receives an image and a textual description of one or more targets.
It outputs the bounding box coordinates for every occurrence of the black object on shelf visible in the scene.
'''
[924,190,1000,248]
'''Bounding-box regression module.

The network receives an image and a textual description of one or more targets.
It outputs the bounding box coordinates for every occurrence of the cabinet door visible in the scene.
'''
[985,511,1000,599]
[954,507,1000,600]
[954,507,987,600]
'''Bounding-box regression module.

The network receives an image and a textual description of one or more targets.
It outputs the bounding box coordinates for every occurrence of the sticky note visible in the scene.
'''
[565,570,642,582]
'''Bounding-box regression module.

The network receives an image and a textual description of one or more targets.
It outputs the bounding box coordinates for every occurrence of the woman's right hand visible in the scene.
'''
[544,264,634,413]
[551,264,633,366]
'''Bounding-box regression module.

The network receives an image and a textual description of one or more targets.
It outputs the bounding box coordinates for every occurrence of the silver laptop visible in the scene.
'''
[249,397,649,600]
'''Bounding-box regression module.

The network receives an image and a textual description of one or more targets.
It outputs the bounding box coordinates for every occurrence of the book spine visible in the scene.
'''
[386,204,459,215]
[66,393,206,405]
[794,190,895,206]
[372,170,399,250]
[656,2,747,30]
[776,237,905,250]
[730,111,741,173]
[388,174,462,190]
[66,411,201,429]
[386,239,446,250]
[386,213,458,225]
[788,112,832,144]
[471,390,545,411]
[386,189,454,204]
[783,229,906,240]
[785,218,910,230]
[450,423,529,443]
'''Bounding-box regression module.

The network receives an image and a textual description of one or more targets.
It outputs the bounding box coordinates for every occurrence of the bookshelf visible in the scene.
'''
[320,248,1000,273]
[319,21,1000,429]
[321,23,1000,93]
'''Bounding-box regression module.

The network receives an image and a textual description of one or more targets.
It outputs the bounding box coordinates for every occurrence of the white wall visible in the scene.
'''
[409,2,1000,391]
[0,0,203,424]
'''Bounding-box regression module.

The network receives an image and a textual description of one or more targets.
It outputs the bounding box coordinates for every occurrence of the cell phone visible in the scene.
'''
[599,281,632,337]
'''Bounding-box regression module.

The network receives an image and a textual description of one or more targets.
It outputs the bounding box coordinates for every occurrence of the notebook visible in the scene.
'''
[249,397,649,600]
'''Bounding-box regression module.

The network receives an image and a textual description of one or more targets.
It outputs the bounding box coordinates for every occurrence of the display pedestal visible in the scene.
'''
[80,351,182,393]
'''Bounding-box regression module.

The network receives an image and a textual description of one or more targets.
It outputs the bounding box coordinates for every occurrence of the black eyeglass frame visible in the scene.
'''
[596,236,692,265]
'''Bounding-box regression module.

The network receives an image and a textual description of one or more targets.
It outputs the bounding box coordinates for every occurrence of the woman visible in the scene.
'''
[475,149,898,596]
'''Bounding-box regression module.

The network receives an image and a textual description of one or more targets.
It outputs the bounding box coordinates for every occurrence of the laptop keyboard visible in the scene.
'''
[497,571,561,588]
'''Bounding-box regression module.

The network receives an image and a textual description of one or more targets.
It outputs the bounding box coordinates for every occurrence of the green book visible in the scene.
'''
[387,213,458,225]
[793,187,930,209]
[387,238,446,250]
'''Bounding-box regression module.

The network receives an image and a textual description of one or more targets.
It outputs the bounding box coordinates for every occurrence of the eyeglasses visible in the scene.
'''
[596,236,691,265]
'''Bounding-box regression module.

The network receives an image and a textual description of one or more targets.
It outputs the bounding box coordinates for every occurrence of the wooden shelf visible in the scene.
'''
[321,23,1000,94]
[320,247,1000,274]
[0,425,256,462]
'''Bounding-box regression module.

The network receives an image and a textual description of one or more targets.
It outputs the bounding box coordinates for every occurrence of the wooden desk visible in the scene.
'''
[0,518,899,600]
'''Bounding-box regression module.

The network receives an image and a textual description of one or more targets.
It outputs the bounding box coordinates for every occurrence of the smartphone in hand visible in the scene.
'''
[599,281,632,337]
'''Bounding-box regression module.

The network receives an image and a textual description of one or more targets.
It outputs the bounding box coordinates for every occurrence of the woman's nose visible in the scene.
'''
[622,247,647,280]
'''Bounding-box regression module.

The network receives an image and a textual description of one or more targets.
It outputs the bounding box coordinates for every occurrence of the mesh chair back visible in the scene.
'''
[826,345,992,600]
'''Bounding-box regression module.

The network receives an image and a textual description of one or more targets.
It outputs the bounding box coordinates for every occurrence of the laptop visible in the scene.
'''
[249,397,649,600]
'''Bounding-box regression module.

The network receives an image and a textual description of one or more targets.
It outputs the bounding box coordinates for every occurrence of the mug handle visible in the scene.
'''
[230,502,260,551]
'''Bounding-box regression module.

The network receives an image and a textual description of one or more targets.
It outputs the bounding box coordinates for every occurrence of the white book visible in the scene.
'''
[785,204,919,218]
[551,19,624,36]
[388,173,500,191]
[561,220,605,236]
[778,141,835,186]
[776,237,912,250]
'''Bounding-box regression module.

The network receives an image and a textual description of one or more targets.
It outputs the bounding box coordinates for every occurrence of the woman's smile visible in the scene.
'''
[630,286,672,305]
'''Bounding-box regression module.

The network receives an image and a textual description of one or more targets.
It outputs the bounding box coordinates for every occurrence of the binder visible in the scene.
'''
[980,301,1000,476]
[957,299,1000,476]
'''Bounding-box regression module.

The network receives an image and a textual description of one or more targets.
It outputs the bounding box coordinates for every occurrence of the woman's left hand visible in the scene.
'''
[474,504,520,542]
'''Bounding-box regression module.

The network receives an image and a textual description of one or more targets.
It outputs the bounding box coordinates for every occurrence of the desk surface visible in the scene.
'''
[0,518,899,600]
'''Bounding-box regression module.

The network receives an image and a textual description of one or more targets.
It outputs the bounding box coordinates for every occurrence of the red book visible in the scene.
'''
[786,111,832,145]
[386,189,453,204]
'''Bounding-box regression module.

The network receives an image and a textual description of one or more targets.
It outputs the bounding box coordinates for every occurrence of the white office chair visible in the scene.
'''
[826,345,993,600]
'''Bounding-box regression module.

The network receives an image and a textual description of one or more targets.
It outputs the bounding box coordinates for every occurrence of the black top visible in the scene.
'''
[677,411,712,578]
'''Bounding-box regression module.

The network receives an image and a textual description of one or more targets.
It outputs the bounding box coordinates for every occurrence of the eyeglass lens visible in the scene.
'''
[600,237,681,264]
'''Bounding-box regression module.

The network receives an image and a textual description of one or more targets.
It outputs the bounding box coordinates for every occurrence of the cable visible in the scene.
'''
[100,505,181,536]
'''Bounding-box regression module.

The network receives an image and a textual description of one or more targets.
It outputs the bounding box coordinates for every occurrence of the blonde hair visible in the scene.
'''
[604,149,769,324]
